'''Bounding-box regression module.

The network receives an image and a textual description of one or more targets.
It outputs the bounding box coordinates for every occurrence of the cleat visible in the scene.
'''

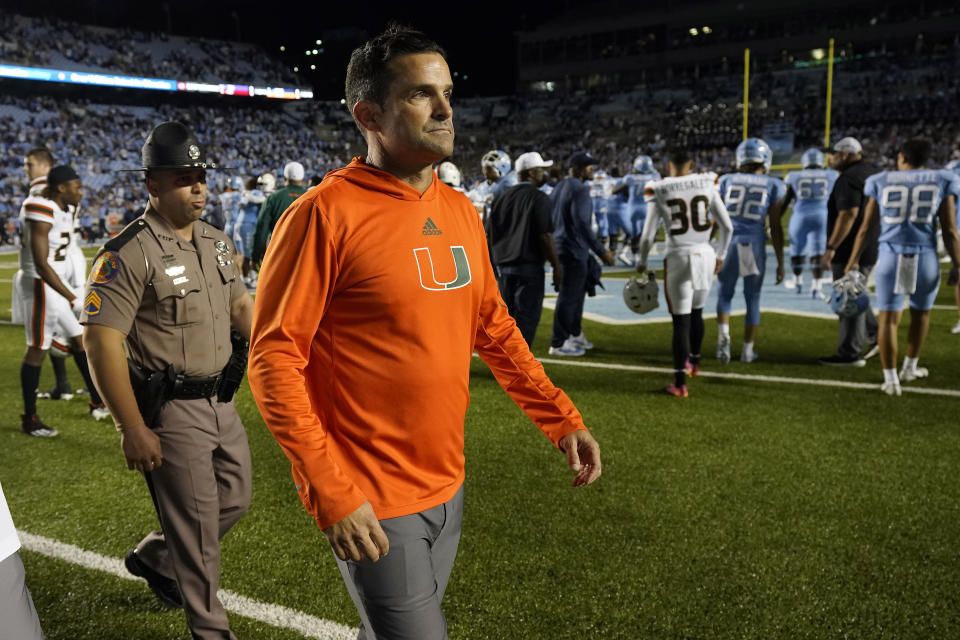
[21,414,58,438]
[881,382,902,396]
[38,382,74,401]
[951,320,960,335]
[547,339,586,357]
[862,343,880,360]
[818,354,866,367]
[784,278,797,290]
[716,335,731,364]
[570,332,594,350]
[899,367,929,383]
[684,359,699,378]
[76,387,90,396]
[124,549,184,609]
[90,403,111,421]
[740,350,759,363]
[665,383,688,398]
[617,247,634,266]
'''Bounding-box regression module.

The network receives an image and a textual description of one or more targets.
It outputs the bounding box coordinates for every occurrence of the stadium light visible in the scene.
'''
[312,49,318,54]
[340,98,346,104]
[315,39,322,45]
[280,45,285,52]
[811,48,825,61]
[293,66,298,72]
[310,64,316,70]
[463,75,468,80]
[689,27,698,36]
[305,50,311,55]
[702,26,712,34]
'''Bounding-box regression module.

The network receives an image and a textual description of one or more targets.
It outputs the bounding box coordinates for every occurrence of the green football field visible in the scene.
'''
[1,247,959,639]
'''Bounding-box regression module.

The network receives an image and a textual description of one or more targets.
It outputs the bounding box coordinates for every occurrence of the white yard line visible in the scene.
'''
[18,531,357,640]
[536,358,960,397]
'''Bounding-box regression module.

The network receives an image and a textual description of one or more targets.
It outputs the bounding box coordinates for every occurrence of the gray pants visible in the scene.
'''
[336,486,464,640]
[0,551,44,640]
[832,262,879,358]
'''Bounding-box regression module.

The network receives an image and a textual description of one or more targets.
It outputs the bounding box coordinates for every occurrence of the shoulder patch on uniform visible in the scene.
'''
[91,251,121,285]
[105,219,149,252]
[84,290,102,316]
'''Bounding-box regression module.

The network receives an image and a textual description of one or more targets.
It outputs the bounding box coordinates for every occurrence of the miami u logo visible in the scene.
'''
[413,246,472,291]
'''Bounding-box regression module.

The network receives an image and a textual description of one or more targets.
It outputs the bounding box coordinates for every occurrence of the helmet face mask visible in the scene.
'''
[623,272,660,314]
[481,150,511,179]
[735,138,772,171]
[830,270,869,318]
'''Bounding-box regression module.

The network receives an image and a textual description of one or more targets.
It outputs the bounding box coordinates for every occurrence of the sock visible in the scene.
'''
[21,362,42,417]
[743,340,755,359]
[902,356,919,373]
[718,321,730,341]
[690,308,705,361]
[72,351,103,405]
[51,354,69,388]
[672,313,691,387]
[883,368,899,384]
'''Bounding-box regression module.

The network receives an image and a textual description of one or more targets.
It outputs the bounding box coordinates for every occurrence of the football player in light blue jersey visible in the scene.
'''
[589,169,610,245]
[604,167,630,261]
[235,175,267,283]
[469,149,514,218]
[715,138,787,363]
[611,154,661,265]
[782,148,839,298]
[845,139,960,395]
[217,175,244,240]
[946,158,960,334]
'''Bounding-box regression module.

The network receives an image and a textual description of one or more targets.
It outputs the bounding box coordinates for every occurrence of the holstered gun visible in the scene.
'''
[127,361,173,428]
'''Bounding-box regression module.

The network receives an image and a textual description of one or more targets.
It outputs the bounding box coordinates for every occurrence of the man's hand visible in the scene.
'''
[121,423,163,472]
[70,295,84,315]
[323,501,390,563]
[775,261,785,285]
[820,248,835,271]
[714,258,724,275]
[601,250,616,266]
[552,264,564,291]
[558,430,602,487]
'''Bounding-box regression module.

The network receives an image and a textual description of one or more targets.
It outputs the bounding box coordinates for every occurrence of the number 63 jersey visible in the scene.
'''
[864,169,960,249]
[639,172,733,261]
[18,195,76,281]
[784,168,839,219]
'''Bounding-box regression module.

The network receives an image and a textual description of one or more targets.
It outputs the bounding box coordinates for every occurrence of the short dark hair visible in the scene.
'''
[666,147,692,166]
[26,147,54,166]
[345,24,446,113]
[899,138,931,168]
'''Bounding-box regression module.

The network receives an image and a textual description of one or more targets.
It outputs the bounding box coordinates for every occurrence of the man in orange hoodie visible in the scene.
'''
[248,25,602,640]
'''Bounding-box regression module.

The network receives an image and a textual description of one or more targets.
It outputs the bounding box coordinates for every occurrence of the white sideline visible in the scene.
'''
[18,531,357,640]
[536,358,960,397]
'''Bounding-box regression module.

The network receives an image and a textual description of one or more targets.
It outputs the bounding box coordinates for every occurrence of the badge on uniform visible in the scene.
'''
[84,290,102,316]
[91,251,120,285]
[215,239,232,267]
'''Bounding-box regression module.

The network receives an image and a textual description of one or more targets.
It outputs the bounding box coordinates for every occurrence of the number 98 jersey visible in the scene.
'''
[864,169,960,248]
[18,195,76,281]
[718,172,787,241]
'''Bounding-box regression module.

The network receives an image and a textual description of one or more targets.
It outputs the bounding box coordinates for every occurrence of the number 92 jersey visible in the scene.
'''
[784,168,839,217]
[864,169,960,248]
[718,173,787,241]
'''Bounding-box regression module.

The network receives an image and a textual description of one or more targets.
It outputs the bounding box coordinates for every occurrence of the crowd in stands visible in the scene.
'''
[2,16,959,245]
[0,14,297,86]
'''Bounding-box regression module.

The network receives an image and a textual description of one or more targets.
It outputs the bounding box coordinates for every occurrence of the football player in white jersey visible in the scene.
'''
[715,138,787,363]
[782,148,839,297]
[845,139,960,395]
[16,166,109,437]
[637,148,733,397]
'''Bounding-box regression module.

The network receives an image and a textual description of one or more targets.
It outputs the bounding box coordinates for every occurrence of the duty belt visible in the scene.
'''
[170,372,223,399]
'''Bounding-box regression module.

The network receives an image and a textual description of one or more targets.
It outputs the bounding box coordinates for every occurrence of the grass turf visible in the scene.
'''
[0,248,959,638]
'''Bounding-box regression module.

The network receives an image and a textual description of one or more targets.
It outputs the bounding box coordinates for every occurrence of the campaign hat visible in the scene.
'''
[122,121,229,171]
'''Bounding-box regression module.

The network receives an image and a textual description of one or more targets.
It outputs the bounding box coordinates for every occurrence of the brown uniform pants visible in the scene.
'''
[136,397,251,640]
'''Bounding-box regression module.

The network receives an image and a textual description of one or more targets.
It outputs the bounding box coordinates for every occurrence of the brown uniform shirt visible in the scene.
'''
[81,205,245,376]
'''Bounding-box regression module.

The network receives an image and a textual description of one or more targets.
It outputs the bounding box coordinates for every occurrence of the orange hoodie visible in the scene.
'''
[248,158,588,530]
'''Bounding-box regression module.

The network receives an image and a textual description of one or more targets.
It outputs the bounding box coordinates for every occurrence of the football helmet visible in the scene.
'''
[946,159,960,175]
[735,138,772,171]
[481,150,511,179]
[257,172,276,193]
[830,270,870,318]
[437,161,462,188]
[633,154,655,173]
[801,148,825,169]
[623,272,660,314]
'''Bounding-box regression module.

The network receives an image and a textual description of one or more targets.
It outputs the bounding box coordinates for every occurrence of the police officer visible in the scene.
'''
[82,121,253,640]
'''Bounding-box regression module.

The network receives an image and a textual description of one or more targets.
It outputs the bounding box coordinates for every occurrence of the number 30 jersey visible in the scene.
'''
[784,168,839,218]
[718,172,787,242]
[864,169,960,249]
[19,195,75,280]
[640,172,733,262]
